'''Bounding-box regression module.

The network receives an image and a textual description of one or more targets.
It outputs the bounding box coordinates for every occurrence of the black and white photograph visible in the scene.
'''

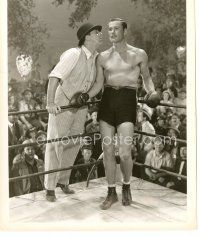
[0,0,196,230]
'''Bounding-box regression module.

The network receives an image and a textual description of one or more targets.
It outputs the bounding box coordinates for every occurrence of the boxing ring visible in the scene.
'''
[8,99,187,223]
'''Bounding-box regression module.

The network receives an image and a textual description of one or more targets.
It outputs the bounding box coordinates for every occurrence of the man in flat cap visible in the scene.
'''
[45,23,102,202]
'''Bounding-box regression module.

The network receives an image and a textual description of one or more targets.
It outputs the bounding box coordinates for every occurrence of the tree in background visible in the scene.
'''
[53,0,186,78]
[8,0,186,82]
[52,0,98,28]
[129,0,186,72]
[8,0,49,61]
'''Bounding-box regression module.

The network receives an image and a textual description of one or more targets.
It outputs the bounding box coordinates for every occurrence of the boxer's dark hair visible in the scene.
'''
[109,18,127,30]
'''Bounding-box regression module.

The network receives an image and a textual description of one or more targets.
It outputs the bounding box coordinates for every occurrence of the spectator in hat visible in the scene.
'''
[44,22,103,201]
[137,105,155,165]
[137,105,155,153]
[12,139,44,195]
[18,89,43,131]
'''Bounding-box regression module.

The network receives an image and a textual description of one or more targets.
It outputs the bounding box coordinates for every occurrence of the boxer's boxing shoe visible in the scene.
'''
[122,184,132,206]
[57,183,75,194]
[100,187,118,210]
[46,190,56,202]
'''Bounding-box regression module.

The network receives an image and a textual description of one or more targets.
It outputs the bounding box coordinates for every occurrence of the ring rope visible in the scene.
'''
[133,161,187,180]
[86,160,186,187]
[8,99,186,116]
[9,132,95,150]
[9,159,186,184]
[9,99,187,186]
[9,160,102,183]
[8,130,186,150]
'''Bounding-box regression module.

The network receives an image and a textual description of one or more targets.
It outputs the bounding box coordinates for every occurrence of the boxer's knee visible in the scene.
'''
[102,143,114,160]
[119,147,132,162]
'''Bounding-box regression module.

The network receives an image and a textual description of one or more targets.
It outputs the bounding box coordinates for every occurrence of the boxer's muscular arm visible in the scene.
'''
[46,77,61,114]
[139,51,155,93]
[88,55,104,98]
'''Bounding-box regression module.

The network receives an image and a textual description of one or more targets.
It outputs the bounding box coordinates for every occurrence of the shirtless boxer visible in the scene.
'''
[88,18,157,209]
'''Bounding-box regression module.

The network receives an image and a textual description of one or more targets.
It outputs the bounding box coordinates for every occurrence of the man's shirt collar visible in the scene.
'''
[82,45,97,59]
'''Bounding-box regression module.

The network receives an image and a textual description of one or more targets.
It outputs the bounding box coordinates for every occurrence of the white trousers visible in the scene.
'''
[44,106,88,190]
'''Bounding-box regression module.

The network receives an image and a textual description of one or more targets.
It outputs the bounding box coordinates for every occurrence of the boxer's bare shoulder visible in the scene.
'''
[98,47,113,67]
[127,44,148,64]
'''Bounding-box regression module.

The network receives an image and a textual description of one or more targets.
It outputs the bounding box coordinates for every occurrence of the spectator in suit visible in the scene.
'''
[8,109,24,146]
[12,139,44,195]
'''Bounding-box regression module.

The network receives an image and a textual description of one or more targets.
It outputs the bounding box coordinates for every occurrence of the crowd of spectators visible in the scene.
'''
[8,63,187,197]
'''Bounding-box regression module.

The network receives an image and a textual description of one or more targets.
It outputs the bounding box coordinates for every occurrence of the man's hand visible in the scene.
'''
[46,103,61,115]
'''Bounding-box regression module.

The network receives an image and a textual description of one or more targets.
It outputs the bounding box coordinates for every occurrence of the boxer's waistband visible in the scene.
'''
[104,84,137,91]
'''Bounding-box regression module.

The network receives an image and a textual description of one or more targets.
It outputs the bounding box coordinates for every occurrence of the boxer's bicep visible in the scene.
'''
[139,52,155,93]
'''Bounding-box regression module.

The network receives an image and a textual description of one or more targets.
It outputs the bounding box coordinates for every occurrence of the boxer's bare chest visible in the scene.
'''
[102,50,141,86]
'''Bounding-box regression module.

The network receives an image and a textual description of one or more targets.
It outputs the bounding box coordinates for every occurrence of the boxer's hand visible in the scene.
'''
[46,103,61,114]
[144,90,160,108]
[73,92,89,106]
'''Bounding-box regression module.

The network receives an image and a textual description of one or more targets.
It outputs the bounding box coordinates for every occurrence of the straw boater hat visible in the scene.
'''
[139,104,153,120]
[162,90,172,99]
